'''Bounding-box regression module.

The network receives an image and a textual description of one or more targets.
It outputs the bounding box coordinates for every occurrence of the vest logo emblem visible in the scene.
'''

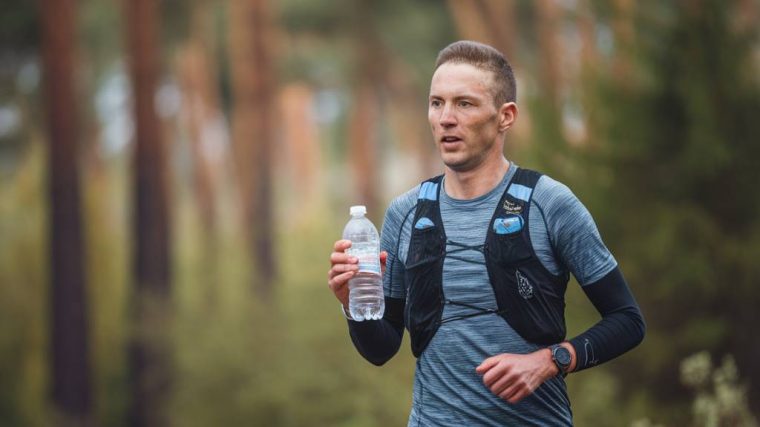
[516,270,533,299]
[494,215,524,234]
[503,200,523,214]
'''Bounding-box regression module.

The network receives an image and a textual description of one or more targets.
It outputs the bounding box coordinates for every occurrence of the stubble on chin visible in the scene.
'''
[442,154,476,173]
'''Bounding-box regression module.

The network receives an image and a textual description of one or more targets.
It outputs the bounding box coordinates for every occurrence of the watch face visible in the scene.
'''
[555,347,571,366]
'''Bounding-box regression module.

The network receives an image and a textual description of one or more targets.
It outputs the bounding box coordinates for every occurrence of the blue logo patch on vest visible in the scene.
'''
[493,214,524,234]
[414,217,435,230]
[507,184,533,202]
[419,182,439,201]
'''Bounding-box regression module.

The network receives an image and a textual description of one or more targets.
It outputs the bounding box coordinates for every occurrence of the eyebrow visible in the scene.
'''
[429,94,482,103]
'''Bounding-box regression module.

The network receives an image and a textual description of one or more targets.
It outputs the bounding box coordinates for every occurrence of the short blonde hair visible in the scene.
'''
[435,40,516,106]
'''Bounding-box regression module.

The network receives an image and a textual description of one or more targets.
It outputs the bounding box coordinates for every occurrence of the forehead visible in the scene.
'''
[429,62,495,99]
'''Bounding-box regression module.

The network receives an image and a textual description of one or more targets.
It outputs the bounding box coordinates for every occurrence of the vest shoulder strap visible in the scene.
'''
[506,167,542,204]
[417,175,444,202]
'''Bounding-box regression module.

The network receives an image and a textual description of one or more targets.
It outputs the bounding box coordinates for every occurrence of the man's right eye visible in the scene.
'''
[430,100,442,107]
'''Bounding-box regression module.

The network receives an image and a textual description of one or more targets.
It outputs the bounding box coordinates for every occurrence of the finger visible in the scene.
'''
[328,265,359,282]
[504,385,532,404]
[328,264,357,281]
[500,379,531,404]
[476,356,500,374]
[334,239,352,251]
[488,374,514,396]
[328,271,355,291]
[499,382,523,403]
[482,364,510,388]
[507,389,530,404]
[331,252,358,265]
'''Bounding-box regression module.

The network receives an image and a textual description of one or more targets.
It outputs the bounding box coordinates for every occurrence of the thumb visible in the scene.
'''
[476,355,499,375]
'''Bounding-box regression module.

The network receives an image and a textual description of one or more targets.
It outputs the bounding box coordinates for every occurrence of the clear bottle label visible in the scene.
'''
[348,242,381,275]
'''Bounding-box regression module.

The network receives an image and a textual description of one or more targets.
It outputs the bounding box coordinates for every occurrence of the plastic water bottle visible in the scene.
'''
[342,205,384,321]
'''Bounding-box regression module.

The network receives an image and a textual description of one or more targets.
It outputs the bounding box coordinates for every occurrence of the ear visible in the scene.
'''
[498,102,518,133]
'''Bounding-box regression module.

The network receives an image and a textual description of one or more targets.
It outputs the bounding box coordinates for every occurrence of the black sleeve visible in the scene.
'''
[347,296,405,366]
[568,267,646,372]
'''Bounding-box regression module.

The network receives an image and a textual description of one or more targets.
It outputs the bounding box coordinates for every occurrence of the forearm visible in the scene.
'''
[348,297,405,366]
[568,267,646,372]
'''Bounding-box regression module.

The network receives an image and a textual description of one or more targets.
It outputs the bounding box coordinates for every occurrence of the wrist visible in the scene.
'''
[538,348,560,379]
[340,304,354,320]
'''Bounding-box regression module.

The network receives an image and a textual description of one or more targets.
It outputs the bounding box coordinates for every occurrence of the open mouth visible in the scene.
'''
[441,136,462,143]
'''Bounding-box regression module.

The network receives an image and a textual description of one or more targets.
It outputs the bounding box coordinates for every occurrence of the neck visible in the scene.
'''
[443,156,511,200]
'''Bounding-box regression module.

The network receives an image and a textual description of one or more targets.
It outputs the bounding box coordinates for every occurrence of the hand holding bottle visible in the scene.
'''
[327,239,387,309]
[328,206,386,320]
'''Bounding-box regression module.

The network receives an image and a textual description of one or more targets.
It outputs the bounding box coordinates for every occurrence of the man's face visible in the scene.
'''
[428,62,506,173]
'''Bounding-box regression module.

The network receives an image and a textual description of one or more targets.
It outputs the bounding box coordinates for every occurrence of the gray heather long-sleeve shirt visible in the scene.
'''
[379,165,617,426]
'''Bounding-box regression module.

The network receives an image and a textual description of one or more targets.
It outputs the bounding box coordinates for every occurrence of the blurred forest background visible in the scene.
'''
[1,0,759,426]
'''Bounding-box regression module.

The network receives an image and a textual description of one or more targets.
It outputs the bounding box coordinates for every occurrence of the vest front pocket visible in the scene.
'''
[488,232,533,266]
[405,225,445,356]
[404,255,445,356]
[484,238,566,345]
[406,226,444,268]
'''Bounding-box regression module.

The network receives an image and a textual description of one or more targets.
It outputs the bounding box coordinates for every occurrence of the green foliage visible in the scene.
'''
[574,0,760,422]
[680,352,757,427]
[169,187,416,426]
[0,0,38,53]
[2,0,759,424]
[82,158,130,426]
[0,142,48,427]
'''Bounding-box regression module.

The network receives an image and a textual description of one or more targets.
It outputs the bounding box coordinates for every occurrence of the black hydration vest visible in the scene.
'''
[403,168,570,357]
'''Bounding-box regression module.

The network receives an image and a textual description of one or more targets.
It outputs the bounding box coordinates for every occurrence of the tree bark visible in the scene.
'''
[347,0,384,216]
[611,0,635,87]
[347,81,379,211]
[446,0,518,61]
[176,0,228,307]
[384,61,438,181]
[577,0,599,68]
[445,0,532,145]
[279,83,323,219]
[40,0,93,424]
[571,0,599,147]
[446,0,494,47]
[177,0,223,234]
[536,0,562,108]
[228,0,277,297]
[124,0,172,425]
[734,0,758,34]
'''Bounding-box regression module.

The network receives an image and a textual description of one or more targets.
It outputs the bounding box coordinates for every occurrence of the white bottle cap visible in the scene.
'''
[349,205,367,216]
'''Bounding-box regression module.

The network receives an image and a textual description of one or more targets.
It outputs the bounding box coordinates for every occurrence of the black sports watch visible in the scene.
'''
[549,344,572,377]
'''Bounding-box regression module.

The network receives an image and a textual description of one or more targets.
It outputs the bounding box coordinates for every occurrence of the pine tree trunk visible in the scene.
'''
[228,0,277,297]
[348,0,382,215]
[178,0,222,234]
[445,0,532,146]
[279,83,323,220]
[536,0,562,109]
[446,0,517,60]
[40,0,93,424]
[348,81,379,211]
[577,0,600,68]
[124,0,172,425]
[384,63,438,182]
[176,0,225,306]
[611,0,635,87]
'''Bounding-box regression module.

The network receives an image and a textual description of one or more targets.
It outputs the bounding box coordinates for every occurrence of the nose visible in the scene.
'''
[438,103,457,128]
